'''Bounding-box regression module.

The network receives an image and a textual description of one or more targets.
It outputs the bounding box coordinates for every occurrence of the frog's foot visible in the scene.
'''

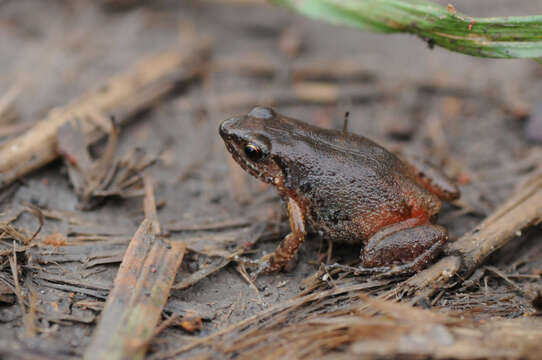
[249,252,300,279]
[249,198,307,279]
[233,254,270,272]
[247,254,276,279]
[325,263,390,276]
[403,156,460,202]
[234,255,260,268]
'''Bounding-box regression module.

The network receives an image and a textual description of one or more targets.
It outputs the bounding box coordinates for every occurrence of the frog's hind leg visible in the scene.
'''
[328,220,448,277]
[403,156,460,202]
[364,224,448,277]
[364,221,448,275]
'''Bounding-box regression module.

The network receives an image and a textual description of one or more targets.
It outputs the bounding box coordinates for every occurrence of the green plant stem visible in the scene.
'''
[272,0,542,60]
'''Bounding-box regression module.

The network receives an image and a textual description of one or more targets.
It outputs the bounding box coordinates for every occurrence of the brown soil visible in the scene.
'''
[0,1,541,359]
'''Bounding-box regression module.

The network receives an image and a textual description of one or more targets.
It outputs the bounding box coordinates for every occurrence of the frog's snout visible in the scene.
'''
[219,117,238,138]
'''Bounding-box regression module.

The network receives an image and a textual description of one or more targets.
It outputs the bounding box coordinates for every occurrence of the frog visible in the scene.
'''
[219,106,460,276]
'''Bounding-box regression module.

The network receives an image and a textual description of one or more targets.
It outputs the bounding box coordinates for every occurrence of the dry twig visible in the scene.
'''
[393,171,542,299]
[212,54,375,82]
[446,172,542,275]
[177,81,387,112]
[0,41,210,188]
[0,85,21,125]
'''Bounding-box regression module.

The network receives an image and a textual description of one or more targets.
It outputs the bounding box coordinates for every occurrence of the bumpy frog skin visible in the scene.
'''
[219,107,460,276]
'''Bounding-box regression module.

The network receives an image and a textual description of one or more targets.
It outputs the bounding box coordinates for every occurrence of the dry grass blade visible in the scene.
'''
[151,280,391,359]
[0,40,210,189]
[84,178,186,360]
[165,216,251,232]
[0,271,16,304]
[23,203,44,244]
[218,295,542,360]
[0,206,43,256]
[8,244,30,333]
[173,256,231,290]
[27,238,129,267]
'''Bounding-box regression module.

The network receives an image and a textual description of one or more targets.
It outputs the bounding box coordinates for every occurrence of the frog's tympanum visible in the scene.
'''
[219,107,460,276]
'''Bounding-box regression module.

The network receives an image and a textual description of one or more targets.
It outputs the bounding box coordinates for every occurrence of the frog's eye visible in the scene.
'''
[244,143,266,161]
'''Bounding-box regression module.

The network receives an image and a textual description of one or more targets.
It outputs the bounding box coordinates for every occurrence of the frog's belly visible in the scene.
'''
[308,207,410,245]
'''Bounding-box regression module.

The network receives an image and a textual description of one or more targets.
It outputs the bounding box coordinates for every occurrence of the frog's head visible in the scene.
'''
[219,106,283,184]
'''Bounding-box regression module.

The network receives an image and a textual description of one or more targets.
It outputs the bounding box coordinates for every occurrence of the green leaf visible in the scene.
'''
[271,0,542,59]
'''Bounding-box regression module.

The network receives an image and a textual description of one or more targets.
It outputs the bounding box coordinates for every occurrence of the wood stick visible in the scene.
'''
[0,122,32,138]
[177,82,387,112]
[446,173,542,276]
[0,85,20,124]
[395,172,542,299]
[84,178,186,360]
[0,41,210,188]
[212,54,375,82]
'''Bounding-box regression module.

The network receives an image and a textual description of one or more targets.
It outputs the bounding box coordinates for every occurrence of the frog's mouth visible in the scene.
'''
[223,141,277,185]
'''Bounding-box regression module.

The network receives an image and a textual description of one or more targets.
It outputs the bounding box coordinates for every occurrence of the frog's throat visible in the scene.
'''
[224,142,276,184]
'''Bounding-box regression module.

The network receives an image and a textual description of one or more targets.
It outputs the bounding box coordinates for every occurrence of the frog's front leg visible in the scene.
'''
[328,219,448,276]
[256,197,307,275]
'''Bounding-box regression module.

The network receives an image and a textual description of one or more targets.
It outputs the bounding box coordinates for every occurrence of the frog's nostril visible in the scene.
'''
[249,106,274,120]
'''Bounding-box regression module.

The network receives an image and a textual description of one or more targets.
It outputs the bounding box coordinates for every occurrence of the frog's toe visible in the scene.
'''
[249,254,279,279]
[373,263,421,279]
[283,255,298,272]
[234,255,260,269]
[325,263,359,273]
[250,264,268,280]
[326,263,391,276]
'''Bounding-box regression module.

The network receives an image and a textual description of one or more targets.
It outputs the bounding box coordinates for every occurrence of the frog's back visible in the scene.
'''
[281,121,433,243]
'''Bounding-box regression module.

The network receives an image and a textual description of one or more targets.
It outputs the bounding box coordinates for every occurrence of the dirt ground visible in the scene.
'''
[0,1,541,359]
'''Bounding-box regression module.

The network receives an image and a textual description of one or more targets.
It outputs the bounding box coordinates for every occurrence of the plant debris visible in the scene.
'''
[57,118,158,209]
[84,178,186,360]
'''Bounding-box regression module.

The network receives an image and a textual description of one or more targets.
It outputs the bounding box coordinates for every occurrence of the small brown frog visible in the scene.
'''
[219,107,459,276]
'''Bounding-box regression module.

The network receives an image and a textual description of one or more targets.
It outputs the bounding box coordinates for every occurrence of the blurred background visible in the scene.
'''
[0,1,541,359]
